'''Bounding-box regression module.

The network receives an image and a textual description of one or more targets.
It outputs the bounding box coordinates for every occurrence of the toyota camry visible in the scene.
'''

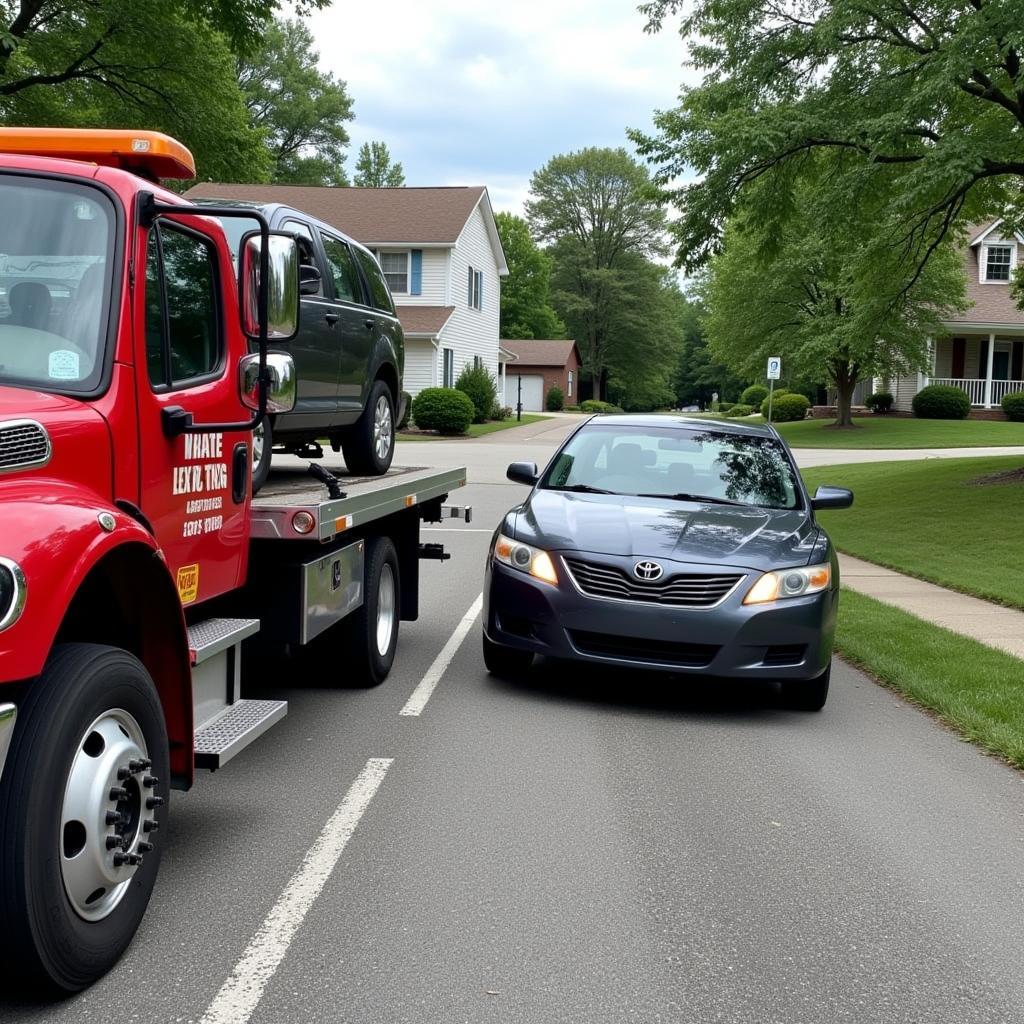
[483,415,853,710]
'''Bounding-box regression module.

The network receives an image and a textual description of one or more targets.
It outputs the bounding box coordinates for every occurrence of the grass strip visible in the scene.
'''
[398,414,550,441]
[837,589,1024,767]
[777,416,1024,448]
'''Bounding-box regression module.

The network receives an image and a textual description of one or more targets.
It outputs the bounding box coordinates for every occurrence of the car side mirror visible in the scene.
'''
[507,461,539,486]
[239,231,299,341]
[299,264,322,296]
[811,485,854,510]
[239,352,296,413]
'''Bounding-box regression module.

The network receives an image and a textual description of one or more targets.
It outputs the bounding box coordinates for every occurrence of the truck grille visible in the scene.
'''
[568,629,719,668]
[563,557,743,607]
[0,420,51,472]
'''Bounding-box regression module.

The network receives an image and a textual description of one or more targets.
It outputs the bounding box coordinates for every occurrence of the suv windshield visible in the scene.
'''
[542,423,802,510]
[0,177,115,393]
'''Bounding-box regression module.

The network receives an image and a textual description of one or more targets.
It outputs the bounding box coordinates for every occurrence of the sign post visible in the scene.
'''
[516,375,522,422]
[766,356,782,424]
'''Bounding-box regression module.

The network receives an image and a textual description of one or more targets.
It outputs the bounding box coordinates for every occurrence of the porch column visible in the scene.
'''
[984,331,996,408]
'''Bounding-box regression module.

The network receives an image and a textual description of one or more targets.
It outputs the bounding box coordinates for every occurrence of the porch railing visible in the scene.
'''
[992,379,1024,406]
[929,377,986,405]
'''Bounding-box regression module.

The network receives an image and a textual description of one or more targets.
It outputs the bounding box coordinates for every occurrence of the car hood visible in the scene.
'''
[514,490,818,570]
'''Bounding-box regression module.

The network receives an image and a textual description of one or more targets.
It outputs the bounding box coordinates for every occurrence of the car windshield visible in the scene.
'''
[207,213,260,262]
[541,423,802,510]
[0,177,115,393]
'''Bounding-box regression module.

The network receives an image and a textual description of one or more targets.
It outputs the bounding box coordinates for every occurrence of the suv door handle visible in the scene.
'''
[325,312,340,326]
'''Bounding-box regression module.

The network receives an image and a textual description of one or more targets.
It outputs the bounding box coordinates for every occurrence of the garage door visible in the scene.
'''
[505,373,545,412]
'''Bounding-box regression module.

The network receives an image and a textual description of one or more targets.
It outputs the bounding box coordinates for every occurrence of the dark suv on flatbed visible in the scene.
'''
[196,199,404,490]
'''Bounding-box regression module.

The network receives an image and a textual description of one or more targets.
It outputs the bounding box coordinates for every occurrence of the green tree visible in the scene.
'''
[353,141,405,187]
[701,181,967,426]
[238,18,352,186]
[632,0,1024,299]
[494,212,564,340]
[527,147,667,400]
[671,295,744,409]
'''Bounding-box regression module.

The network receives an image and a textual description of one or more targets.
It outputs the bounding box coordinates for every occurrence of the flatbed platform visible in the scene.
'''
[251,464,467,542]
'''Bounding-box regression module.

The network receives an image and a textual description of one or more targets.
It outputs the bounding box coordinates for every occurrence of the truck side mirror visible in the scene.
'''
[239,352,297,413]
[240,231,299,341]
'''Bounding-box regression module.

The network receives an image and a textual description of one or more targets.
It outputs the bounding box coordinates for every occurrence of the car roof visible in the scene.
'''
[588,413,778,439]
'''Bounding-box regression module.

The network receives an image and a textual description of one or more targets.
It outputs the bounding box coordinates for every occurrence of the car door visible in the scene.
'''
[318,231,373,418]
[277,217,340,427]
[352,246,402,409]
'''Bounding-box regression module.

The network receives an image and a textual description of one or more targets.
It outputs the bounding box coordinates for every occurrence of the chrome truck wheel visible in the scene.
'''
[0,644,168,992]
[373,394,393,463]
[342,535,400,686]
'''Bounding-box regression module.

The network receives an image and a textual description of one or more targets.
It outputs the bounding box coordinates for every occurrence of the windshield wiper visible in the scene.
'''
[634,491,747,506]
[548,483,615,495]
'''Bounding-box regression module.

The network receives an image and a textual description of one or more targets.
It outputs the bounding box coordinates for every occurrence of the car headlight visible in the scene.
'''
[493,533,558,586]
[743,563,831,605]
[0,558,27,630]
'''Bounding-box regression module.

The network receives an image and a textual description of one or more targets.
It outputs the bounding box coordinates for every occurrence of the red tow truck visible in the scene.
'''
[0,128,468,991]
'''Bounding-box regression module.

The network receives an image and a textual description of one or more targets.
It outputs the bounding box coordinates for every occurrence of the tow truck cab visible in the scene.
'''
[0,129,467,993]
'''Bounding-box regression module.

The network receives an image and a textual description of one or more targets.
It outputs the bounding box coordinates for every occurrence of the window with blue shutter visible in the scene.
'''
[410,249,422,295]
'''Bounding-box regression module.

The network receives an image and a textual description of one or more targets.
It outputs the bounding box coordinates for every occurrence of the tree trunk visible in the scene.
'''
[832,367,858,427]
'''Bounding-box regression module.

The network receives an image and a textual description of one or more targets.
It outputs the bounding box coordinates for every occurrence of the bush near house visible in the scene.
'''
[761,393,810,421]
[580,399,624,413]
[454,364,498,424]
[725,403,754,417]
[717,401,734,413]
[1001,392,1024,422]
[740,384,769,407]
[546,386,565,411]
[912,384,971,420]
[411,388,475,435]
[866,391,894,414]
[397,390,413,430]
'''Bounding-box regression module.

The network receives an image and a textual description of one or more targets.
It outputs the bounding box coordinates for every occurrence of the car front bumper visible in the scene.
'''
[484,554,837,680]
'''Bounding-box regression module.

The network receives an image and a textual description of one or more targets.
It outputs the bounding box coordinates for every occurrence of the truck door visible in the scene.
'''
[134,217,251,606]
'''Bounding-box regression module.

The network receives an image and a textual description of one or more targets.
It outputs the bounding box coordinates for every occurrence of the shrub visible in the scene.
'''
[725,403,753,417]
[866,391,894,415]
[498,405,513,420]
[912,384,971,420]
[411,388,475,434]
[762,392,810,421]
[454,363,498,424]
[717,401,734,413]
[580,399,623,413]
[1001,391,1024,421]
[396,390,413,430]
[740,384,769,407]
[546,385,564,411]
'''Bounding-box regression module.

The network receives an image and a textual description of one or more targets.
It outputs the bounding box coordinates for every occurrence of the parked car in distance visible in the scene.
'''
[485,415,853,710]
[195,199,405,491]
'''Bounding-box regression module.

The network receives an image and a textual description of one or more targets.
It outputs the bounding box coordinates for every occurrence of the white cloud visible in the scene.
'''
[304,0,696,213]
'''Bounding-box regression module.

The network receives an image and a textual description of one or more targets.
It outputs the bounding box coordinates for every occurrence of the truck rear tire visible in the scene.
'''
[0,644,169,992]
[345,535,400,686]
[342,381,395,476]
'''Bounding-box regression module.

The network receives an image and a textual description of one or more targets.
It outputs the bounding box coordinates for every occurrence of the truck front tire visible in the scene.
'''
[342,381,395,476]
[0,644,169,992]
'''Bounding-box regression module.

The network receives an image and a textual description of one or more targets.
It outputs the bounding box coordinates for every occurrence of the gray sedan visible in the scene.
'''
[483,415,853,710]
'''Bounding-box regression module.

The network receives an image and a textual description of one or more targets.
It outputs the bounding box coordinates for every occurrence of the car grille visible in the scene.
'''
[568,629,719,668]
[563,557,743,607]
[0,420,50,472]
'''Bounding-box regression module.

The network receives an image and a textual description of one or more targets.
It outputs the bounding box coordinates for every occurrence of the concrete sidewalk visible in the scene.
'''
[839,554,1024,659]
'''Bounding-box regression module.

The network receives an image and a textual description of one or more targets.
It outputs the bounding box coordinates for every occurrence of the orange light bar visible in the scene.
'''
[0,127,196,179]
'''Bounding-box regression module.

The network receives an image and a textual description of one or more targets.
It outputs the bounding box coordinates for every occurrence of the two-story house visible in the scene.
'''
[186,182,507,398]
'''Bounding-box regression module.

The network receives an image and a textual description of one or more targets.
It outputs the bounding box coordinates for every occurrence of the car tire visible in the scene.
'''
[0,644,169,992]
[252,417,272,495]
[344,536,400,686]
[482,632,533,679]
[342,380,395,476]
[779,663,831,711]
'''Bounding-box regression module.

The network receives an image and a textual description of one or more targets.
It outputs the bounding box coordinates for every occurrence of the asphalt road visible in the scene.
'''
[5,422,1024,1023]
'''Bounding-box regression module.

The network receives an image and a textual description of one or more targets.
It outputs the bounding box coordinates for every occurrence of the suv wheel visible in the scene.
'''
[342,381,395,475]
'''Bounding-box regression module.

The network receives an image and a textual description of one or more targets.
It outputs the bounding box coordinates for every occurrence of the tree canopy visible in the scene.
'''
[353,141,405,187]
[670,295,745,409]
[494,212,564,340]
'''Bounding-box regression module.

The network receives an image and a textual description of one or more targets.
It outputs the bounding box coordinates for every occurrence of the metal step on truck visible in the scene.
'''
[0,127,470,992]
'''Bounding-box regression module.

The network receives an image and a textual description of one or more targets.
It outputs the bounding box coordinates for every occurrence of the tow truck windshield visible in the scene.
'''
[0,176,115,394]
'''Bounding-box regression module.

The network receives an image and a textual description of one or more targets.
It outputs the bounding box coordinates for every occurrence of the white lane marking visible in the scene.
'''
[399,593,483,716]
[200,758,393,1024]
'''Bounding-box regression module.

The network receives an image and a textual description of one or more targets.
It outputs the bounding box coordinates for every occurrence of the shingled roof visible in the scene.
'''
[396,306,455,337]
[500,339,580,367]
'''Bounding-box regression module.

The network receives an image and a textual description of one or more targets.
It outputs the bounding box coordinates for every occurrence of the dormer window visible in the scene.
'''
[985,244,1013,282]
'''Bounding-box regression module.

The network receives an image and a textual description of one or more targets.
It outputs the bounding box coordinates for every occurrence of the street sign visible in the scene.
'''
[767,356,782,380]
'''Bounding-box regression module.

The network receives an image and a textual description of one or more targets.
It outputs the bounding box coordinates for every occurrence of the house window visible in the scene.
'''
[378,251,409,293]
[567,370,574,397]
[473,355,482,369]
[467,265,482,310]
[984,244,1014,282]
[443,347,454,388]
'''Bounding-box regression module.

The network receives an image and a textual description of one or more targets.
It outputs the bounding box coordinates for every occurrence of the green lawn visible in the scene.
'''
[398,414,550,441]
[804,455,1024,609]
[836,590,1024,768]
[776,416,1024,448]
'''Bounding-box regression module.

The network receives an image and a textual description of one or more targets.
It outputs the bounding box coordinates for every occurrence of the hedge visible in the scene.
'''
[762,392,810,421]
[912,384,971,420]
[717,401,734,413]
[740,384,769,407]
[546,385,564,411]
[1002,391,1024,422]
[866,391,894,414]
[725,403,754,417]
[580,399,624,413]
[455,363,498,424]
[411,388,475,434]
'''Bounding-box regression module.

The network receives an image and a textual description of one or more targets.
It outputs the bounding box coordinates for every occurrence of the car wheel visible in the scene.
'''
[344,536,400,686]
[482,632,533,679]
[779,663,831,711]
[0,644,169,992]
[251,417,272,494]
[342,381,394,476]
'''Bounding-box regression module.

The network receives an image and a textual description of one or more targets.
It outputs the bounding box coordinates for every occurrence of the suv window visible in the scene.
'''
[319,233,363,304]
[145,224,221,389]
[354,247,394,312]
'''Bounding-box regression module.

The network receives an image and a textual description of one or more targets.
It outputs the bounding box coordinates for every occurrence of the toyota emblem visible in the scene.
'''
[633,560,664,581]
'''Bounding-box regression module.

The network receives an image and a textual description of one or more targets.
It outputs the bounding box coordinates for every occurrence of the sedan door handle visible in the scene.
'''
[325,312,340,327]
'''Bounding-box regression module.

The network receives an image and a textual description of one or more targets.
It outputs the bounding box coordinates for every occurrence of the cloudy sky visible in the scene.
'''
[305,1,695,213]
